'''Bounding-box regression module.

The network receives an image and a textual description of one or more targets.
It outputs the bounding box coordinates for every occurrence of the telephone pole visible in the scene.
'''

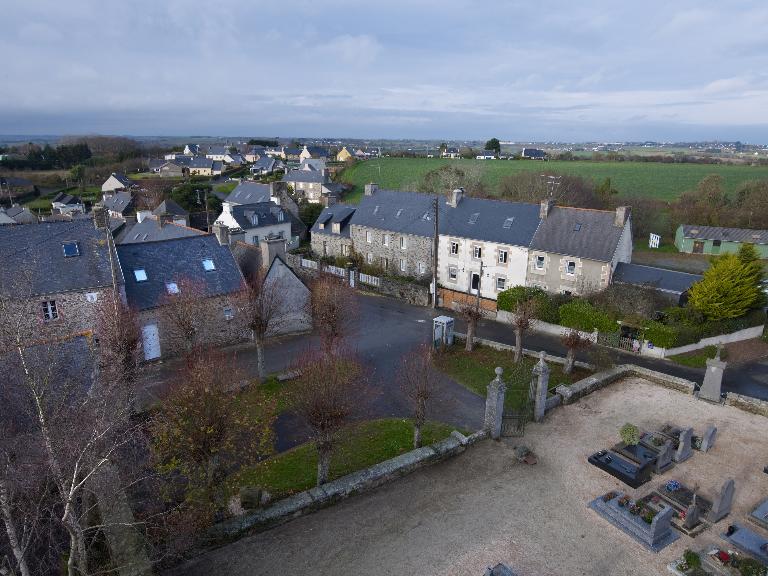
[432,195,439,309]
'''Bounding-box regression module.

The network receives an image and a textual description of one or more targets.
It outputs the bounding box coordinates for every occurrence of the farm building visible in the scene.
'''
[674,224,768,257]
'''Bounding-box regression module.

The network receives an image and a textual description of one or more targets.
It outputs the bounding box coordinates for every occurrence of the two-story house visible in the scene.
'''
[101,191,134,219]
[348,185,437,279]
[213,201,293,247]
[526,201,632,295]
[310,204,356,258]
[282,166,332,204]
[299,145,329,162]
[51,192,85,215]
[438,188,540,306]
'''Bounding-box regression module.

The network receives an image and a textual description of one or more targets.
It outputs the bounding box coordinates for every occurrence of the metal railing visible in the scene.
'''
[359,273,381,287]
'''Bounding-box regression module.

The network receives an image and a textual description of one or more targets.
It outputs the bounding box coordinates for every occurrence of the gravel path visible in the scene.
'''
[170,377,768,576]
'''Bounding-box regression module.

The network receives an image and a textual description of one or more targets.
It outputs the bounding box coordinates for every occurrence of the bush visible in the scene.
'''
[619,423,640,446]
[497,286,561,324]
[646,307,766,348]
[739,558,768,576]
[643,321,677,348]
[558,299,616,332]
[683,549,701,569]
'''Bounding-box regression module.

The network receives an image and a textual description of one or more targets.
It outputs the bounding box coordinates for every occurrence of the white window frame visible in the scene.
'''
[366,230,372,243]
[566,260,576,275]
[399,258,406,272]
[366,252,373,263]
[42,300,58,321]
[535,255,545,270]
[448,266,458,281]
[381,257,389,269]
[383,234,390,247]
[496,277,506,291]
[450,241,459,255]
[498,250,508,264]
[223,306,234,321]
[400,236,407,250]
[418,262,426,275]
[473,246,482,259]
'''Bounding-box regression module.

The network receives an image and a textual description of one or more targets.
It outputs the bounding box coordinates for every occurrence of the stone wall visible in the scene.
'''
[206,429,481,544]
[349,224,433,280]
[725,393,768,418]
[310,231,352,260]
[378,276,431,306]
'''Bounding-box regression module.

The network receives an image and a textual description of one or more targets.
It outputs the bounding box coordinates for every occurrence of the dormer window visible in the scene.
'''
[202,258,215,271]
[166,282,180,295]
[62,241,80,257]
[251,214,259,226]
[277,211,284,222]
[134,269,148,282]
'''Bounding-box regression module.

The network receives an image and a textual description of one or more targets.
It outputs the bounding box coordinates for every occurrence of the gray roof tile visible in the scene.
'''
[529,206,625,262]
[613,262,701,295]
[116,218,204,244]
[229,202,287,230]
[442,196,540,246]
[311,205,356,238]
[102,191,134,214]
[681,224,768,245]
[226,182,273,205]
[351,190,438,238]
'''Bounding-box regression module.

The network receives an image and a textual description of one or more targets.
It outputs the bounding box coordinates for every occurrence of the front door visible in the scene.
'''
[142,324,161,361]
[470,273,480,294]
[692,241,705,254]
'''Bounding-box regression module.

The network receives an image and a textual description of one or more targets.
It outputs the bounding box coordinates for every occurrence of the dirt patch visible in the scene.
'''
[724,337,768,365]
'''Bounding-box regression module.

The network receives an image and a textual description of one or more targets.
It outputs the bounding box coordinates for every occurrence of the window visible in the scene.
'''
[202,258,216,271]
[323,242,328,256]
[367,252,373,263]
[134,269,148,282]
[448,266,458,281]
[166,282,180,295]
[223,306,234,321]
[473,246,482,259]
[566,261,576,275]
[42,300,58,321]
[252,235,259,245]
[251,214,259,226]
[503,217,515,229]
[712,240,722,247]
[496,277,506,291]
[381,257,389,269]
[450,241,459,255]
[366,230,372,243]
[277,211,284,222]
[573,223,582,232]
[383,234,390,246]
[341,244,350,256]
[498,250,508,264]
[400,236,407,249]
[418,262,426,275]
[62,241,80,257]
[535,255,545,270]
[399,258,406,272]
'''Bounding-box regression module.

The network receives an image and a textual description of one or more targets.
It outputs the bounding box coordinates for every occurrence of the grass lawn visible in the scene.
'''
[229,418,457,499]
[339,158,768,203]
[434,344,592,411]
[214,181,237,195]
[668,345,728,368]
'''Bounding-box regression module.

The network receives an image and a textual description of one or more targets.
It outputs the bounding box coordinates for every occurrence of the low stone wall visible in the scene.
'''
[725,393,768,418]
[206,429,478,544]
[378,277,430,306]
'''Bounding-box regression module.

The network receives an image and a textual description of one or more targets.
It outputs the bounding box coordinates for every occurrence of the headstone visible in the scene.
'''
[532,351,550,423]
[700,425,717,452]
[674,428,693,463]
[655,440,674,474]
[708,478,735,523]
[698,345,726,403]
[650,505,677,544]
[484,367,506,440]
[684,502,701,530]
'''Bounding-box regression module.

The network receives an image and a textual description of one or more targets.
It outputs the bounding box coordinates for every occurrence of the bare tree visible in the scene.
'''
[292,347,366,486]
[95,297,141,393]
[240,268,289,381]
[511,298,538,363]
[458,301,482,352]
[308,274,357,354]
[560,329,592,374]
[399,344,442,448]
[159,277,215,355]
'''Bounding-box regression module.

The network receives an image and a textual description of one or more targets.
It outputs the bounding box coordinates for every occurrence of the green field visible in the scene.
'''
[339,158,768,203]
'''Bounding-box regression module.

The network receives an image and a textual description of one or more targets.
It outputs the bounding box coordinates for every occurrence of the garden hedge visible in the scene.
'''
[558,300,616,333]
[497,286,560,324]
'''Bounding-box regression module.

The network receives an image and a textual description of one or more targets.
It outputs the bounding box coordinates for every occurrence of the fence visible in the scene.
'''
[324,264,346,278]
[359,273,381,287]
[300,258,318,270]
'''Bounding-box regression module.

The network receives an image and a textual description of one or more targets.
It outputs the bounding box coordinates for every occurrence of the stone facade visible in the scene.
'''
[310,231,353,259]
[350,224,432,279]
[526,251,610,295]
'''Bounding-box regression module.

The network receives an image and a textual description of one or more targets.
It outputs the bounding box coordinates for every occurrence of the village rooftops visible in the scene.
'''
[311,205,356,238]
[225,181,273,205]
[441,195,541,247]
[116,218,204,244]
[351,189,440,238]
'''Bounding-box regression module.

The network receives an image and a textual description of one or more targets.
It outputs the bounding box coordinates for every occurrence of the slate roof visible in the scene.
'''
[311,205,356,238]
[4,206,28,219]
[207,145,228,156]
[303,146,328,158]
[117,235,244,310]
[680,224,768,245]
[107,172,132,188]
[522,148,546,158]
[152,199,188,217]
[0,219,117,297]
[0,210,16,225]
[102,191,133,215]
[52,192,82,206]
[322,182,344,196]
[613,262,702,295]
[190,157,214,169]
[212,160,224,172]
[284,147,302,156]
[116,218,204,244]
[251,156,276,171]
[282,169,328,184]
[229,202,287,230]
[529,206,626,262]
[351,190,439,238]
[441,196,540,247]
[226,181,273,205]
[300,158,326,171]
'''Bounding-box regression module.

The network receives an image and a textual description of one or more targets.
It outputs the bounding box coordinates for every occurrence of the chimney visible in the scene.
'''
[136,210,152,223]
[92,205,109,229]
[614,206,630,227]
[213,222,230,246]
[364,183,378,196]
[539,199,554,219]
[447,187,464,208]
[260,234,286,270]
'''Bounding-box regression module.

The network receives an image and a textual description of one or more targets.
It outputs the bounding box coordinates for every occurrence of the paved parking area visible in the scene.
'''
[171,378,768,576]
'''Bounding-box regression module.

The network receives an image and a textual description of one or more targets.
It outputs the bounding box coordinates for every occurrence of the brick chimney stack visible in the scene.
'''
[447,187,464,208]
[539,199,554,219]
[614,206,630,227]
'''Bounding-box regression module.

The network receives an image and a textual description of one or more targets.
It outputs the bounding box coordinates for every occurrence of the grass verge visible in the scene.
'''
[668,345,727,368]
[229,418,457,499]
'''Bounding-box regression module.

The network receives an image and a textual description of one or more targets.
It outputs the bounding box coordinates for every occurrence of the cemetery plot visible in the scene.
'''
[588,449,653,488]
[648,480,713,537]
[720,523,768,566]
[748,499,768,531]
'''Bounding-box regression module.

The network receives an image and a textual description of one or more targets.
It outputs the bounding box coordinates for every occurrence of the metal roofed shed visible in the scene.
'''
[613,262,702,304]
[675,224,768,257]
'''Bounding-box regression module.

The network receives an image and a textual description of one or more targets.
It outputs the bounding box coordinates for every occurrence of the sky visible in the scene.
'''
[2,0,768,142]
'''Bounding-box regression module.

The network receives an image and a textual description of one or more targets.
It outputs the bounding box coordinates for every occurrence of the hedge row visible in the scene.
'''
[644,308,766,348]
[558,300,617,333]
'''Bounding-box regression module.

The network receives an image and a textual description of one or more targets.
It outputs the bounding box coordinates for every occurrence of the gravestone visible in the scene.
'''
[708,478,735,523]
[674,428,693,463]
[532,351,550,423]
[655,440,674,474]
[484,367,506,440]
[700,425,717,452]
[684,501,701,530]
[698,345,726,403]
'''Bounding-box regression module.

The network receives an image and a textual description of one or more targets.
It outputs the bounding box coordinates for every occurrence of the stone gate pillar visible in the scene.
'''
[532,351,550,423]
[484,367,506,440]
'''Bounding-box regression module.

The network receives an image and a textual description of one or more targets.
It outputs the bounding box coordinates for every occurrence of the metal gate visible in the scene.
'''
[501,371,536,437]
[597,331,635,352]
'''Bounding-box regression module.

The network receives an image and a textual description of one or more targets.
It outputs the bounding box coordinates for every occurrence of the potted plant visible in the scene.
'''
[619,423,641,446]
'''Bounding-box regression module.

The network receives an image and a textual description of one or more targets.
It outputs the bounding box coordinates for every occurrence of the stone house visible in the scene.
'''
[348,185,436,280]
[282,166,332,204]
[0,217,120,344]
[526,201,632,295]
[101,172,133,193]
[101,191,134,219]
[223,181,306,242]
[310,204,356,258]
[213,201,293,247]
[157,161,187,178]
[116,234,246,360]
[438,188,540,303]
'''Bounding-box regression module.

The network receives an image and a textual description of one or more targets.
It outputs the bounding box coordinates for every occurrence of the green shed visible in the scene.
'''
[674,224,768,257]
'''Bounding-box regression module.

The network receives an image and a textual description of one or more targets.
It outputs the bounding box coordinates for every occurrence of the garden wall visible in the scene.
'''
[496,310,598,343]
[724,393,768,418]
[205,429,487,544]
[640,325,765,359]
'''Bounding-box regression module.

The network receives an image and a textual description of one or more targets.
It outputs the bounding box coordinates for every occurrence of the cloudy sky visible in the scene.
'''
[2,0,768,141]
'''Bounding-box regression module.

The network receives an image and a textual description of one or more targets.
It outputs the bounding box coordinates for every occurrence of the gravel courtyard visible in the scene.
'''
[172,378,768,576]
